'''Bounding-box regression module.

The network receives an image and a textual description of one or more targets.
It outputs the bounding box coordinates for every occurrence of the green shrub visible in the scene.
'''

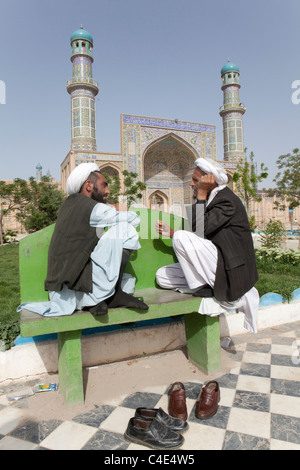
[255,247,300,266]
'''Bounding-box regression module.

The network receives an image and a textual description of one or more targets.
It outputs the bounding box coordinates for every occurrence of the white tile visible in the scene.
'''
[0,407,26,435]
[100,406,135,434]
[227,407,270,439]
[271,344,295,356]
[0,395,9,406]
[186,398,196,417]
[270,394,300,418]
[40,421,97,450]
[0,435,37,450]
[181,422,225,450]
[278,331,297,339]
[140,384,169,395]
[154,394,169,411]
[252,337,272,344]
[230,364,241,375]
[126,441,149,450]
[242,350,271,365]
[236,374,270,394]
[270,439,300,450]
[219,387,236,407]
[271,365,300,381]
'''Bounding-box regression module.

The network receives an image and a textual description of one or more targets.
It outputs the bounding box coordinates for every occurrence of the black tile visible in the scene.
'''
[272,336,297,346]
[188,403,230,429]
[246,343,271,353]
[72,404,115,428]
[233,390,270,413]
[10,419,62,444]
[271,414,300,445]
[82,429,129,450]
[222,430,270,450]
[121,392,162,409]
[240,363,271,378]
[217,373,239,389]
[271,378,300,398]
[183,382,202,400]
[271,353,299,368]
[165,382,202,400]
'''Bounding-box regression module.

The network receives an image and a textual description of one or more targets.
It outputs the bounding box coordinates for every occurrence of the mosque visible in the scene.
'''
[26,27,296,234]
[2,27,298,239]
[60,26,245,215]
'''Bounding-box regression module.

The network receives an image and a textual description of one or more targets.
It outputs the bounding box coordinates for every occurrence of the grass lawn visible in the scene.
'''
[0,243,299,349]
[0,243,21,349]
[0,244,20,323]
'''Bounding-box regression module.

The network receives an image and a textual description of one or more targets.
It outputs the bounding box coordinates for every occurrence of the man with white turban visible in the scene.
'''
[155,157,259,333]
[18,163,148,317]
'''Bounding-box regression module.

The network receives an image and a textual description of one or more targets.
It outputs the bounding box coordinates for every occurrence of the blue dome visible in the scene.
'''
[221,61,239,75]
[36,163,42,169]
[70,27,93,44]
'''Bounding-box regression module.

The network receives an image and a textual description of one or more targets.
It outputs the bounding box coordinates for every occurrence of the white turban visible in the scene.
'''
[194,158,228,185]
[66,163,100,195]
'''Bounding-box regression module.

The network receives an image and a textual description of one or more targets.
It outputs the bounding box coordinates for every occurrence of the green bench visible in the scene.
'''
[19,208,221,405]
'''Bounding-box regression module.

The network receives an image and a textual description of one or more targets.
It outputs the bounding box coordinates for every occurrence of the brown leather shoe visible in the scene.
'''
[168,382,188,421]
[195,380,220,420]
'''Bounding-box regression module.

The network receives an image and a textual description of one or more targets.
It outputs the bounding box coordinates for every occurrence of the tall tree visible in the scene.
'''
[232,148,268,214]
[0,175,66,243]
[0,178,30,245]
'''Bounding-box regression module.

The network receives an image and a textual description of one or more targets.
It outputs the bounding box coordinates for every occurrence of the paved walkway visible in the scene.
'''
[0,321,299,450]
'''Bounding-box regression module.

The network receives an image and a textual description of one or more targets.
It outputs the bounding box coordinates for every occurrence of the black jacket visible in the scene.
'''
[203,187,258,301]
[45,193,99,293]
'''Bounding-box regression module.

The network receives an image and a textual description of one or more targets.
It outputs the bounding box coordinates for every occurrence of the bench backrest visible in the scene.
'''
[19,208,186,303]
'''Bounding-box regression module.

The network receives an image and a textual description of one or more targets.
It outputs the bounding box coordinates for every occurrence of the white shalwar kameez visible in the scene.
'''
[156,186,259,333]
[17,204,141,317]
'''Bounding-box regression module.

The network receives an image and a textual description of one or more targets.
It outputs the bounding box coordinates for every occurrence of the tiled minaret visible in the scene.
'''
[219,60,246,162]
[67,26,99,152]
[36,163,42,181]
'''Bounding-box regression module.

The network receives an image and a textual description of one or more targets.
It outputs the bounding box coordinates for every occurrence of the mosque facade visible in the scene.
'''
[1,27,298,238]
[60,27,300,230]
[61,27,244,214]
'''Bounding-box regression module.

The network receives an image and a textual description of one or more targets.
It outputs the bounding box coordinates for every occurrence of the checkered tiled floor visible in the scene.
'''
[0,321,299,450]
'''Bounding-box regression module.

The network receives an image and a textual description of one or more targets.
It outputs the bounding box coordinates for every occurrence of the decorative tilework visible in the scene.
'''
[123,114,215,133]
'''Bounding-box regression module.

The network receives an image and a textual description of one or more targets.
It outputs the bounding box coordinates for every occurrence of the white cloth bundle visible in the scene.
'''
[195,158,228,185]
[66,162,100,195]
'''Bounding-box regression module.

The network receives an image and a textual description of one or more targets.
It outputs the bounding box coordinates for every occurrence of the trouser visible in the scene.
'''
[156,230,259,333]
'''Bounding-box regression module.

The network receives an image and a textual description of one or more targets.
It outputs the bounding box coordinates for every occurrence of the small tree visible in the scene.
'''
[260,219,286,249]
[232,148,268,215]
[0,175,66,243]
[122,170,147,208]
[103,170,146,208]
[18,175,66,232]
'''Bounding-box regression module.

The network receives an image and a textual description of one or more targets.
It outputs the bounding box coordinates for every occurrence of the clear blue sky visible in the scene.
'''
[1,0,300,188]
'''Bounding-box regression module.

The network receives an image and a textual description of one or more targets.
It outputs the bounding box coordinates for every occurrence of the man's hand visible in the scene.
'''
[191,169,217,200]
[155,220,174,238]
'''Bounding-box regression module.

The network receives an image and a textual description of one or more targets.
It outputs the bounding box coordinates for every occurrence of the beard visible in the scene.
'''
[91,186,107,204]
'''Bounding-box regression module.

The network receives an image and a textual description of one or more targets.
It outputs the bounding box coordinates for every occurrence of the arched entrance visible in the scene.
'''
[149,190,169,211]
[143,134,198,214]
[100,165,120,178]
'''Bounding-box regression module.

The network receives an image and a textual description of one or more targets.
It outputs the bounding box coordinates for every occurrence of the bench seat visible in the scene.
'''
[19,209,221,405]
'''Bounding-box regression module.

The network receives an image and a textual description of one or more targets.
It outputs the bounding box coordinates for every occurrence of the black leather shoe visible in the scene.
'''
[124,417,184,449]
[134,407,189,433]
